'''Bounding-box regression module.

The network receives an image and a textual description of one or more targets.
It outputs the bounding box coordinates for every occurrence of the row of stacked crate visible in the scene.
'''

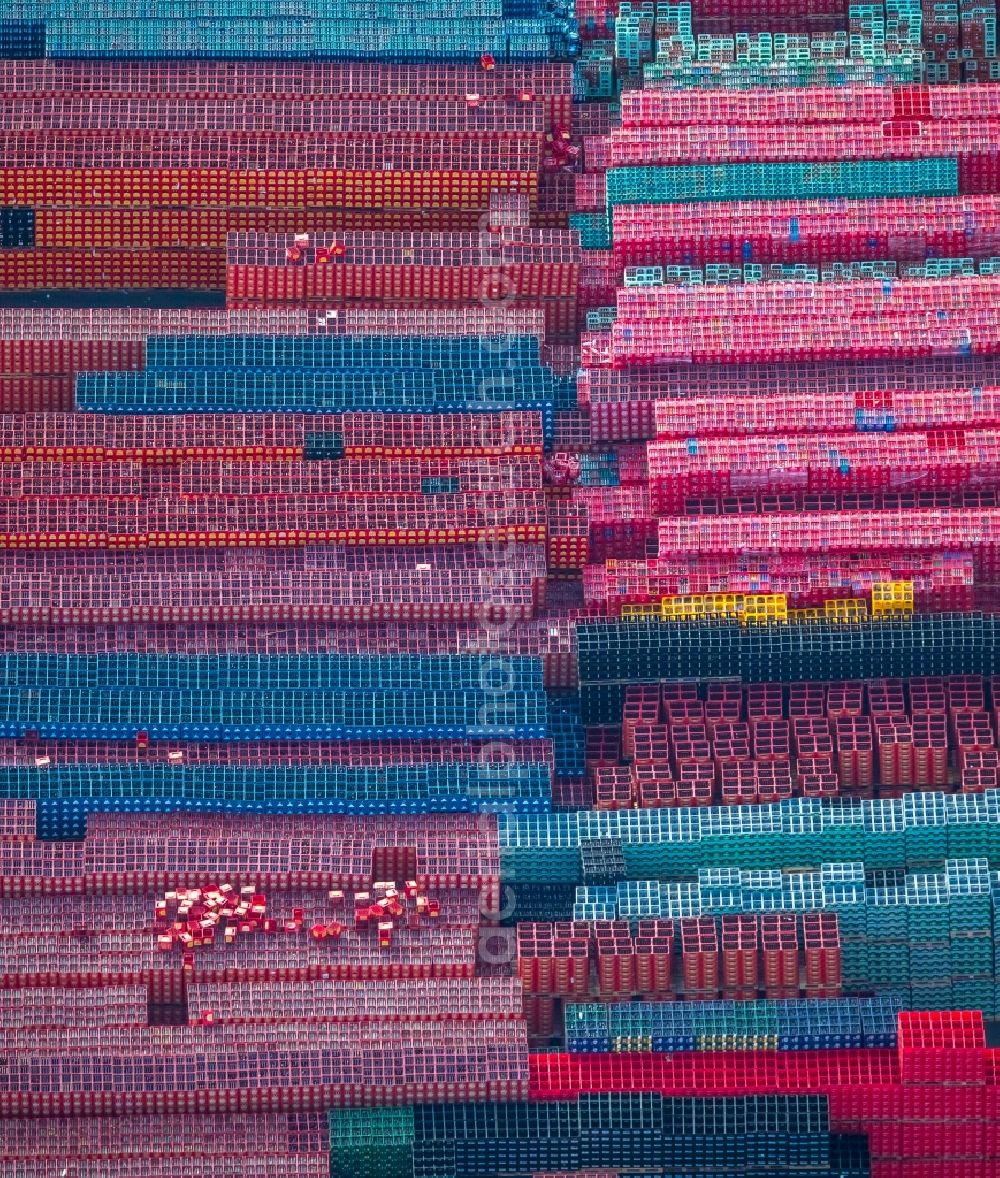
[0,815,514,1022]
[576,616,1000,718]
[517,911,843,1004]
[581,353,1000,444]
[572,859,996,1011]
[533,1011,997,1178]
[500,796,1000,878]
[0,62,579,299]
[0,620,579,691]
[588,676,1000,804]
[331,1093,855,1177]
[0,305,551,408]
[223,227,581,344]
[575,0,926,96]
[0,807,532,1114]
[15,1017,1000,1176]
[0,0,576,60]
[0,653,550,827]
[0,1102,869,1177]
[565,993,906,1050]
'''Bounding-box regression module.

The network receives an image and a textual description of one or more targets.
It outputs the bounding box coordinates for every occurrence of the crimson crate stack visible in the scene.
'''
[588,676,1000,804]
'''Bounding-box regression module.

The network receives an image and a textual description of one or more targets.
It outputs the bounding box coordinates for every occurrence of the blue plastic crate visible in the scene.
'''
[75,370,559,440]
[6,761,553,815]
[0,17,43,53]
[0,653,545,694]
[0,686,548,741]
[144,334,544,371]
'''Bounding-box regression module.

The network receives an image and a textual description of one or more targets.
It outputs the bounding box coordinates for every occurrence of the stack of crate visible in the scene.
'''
[0,63,576,294]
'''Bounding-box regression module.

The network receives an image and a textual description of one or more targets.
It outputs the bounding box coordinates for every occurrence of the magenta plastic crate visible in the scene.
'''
[611,194,1000,269]
[0,411,544,457]
[0,61,575,128]
[580,354,1000,441]
[619,86,901,127]
[657,506,1000,557]
[605,275,1000,365]
[606,120,1000,167]
[0,737,555,769]
[0,1112,328,1156]
[0,799,34,840]
[0,96,547,134]
[0,456,542,497]
[1,1018,525,1055]
[0,619,578,689]
[618,85,1000,130]
[646,430,1000,511]
[0,1158,331,1177]
[652,387,1000,437]
[573,485,656,562]
[82,811,502,884]
[0,305,547,342]
[0,904,481,977]
[615,275,1000,326]
[0,131,545,171]
[574,173,607,213]
[188,976,523,1022]
[582,551,975,612]
[225,230,581,306]
[0,894,158,930]
[0,986,147,1029]
[0,489,549,540]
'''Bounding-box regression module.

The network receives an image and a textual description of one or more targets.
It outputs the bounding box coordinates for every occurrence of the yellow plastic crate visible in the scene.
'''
[621,603,661,620]
[824,598,869,622]
[739,593,788,624]
[871,580,915,616]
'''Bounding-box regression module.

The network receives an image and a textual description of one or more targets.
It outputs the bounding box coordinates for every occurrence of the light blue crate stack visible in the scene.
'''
[605,158,960,212]
[557,855,1000,1013]
[499,793,1000,882]
[3,0,578,58]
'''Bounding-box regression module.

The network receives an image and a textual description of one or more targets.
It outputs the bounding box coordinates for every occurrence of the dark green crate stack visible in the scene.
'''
[329,1108,416,1178]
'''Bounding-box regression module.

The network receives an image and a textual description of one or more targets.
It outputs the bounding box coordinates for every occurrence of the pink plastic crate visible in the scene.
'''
[0,1112,327,1156]
[646,430,1000,511]
[0,96,546,134]
[607,120,1000,167]
[583,550,974,611]
[656,506,1000,557]
[652,387,1000,437]
[612,195,1000,270]
[607,276,1000,366]
[0,61,576,128]
[0,411,544,458]
[0,619,578,690]
[0,306,547,345]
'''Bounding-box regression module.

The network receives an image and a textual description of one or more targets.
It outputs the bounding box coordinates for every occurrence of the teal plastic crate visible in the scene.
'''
[605,158,959,209]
